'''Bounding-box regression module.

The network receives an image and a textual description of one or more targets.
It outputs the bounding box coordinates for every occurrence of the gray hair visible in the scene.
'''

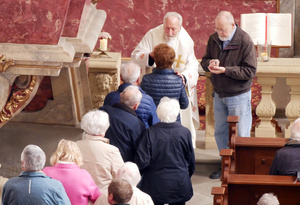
[121,61,140,84]
[163,12,183,27]
[257,193,279,205]
[120,85,142,108]
[81,109,110,135]
[116,162,141,187]
[215,11,235,25]
[156,97,180,123]
[291,118,300,140]
[21,145,46,171]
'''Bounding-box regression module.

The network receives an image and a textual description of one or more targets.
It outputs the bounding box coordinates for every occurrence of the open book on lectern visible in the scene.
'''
[240,13,292,47]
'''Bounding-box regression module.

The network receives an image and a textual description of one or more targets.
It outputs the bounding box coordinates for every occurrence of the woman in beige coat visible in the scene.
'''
[76,109,124,193]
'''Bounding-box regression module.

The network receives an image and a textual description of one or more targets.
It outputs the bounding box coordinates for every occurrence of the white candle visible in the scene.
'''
[100,38,108,51]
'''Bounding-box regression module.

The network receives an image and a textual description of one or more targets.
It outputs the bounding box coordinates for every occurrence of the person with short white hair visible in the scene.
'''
[270,118,300,176]
[76,109,124,192]
[135,97,195,205]
[95,162,154,205]
[104,61,159,128]
[100,85,146,162]
[257,193,280,205]
[2,145,71,205]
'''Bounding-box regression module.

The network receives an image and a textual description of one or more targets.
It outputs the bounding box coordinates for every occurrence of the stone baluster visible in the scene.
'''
[254,76,276,137]
[285,78,300,138]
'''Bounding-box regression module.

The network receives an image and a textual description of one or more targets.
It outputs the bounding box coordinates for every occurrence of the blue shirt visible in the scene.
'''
[2,171,71,205]
[223,24,237,48]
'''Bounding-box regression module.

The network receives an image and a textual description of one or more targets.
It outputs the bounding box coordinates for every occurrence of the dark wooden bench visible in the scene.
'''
[212,174,300,205]
[213,150,300,205]
[226,116,289,175]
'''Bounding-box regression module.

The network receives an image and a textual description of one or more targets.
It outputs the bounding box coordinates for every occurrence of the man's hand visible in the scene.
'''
[208,59,225,74]
[176,71,186,86]
[209,66,226,74]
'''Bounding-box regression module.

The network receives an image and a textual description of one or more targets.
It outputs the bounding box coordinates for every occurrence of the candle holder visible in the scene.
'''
[97,32,112,58]
[96,48,111,58]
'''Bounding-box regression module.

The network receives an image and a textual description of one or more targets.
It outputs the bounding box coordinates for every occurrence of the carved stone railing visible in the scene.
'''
[205,58,300,148]
[255,58,300,138]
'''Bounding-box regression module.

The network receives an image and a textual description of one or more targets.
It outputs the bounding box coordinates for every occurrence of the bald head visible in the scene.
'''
[215,11,235,25]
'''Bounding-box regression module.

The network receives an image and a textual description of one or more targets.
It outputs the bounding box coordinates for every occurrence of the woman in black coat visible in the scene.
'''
[134,97,195,205]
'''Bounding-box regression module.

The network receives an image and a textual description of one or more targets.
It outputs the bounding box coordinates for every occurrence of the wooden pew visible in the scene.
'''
[227,116,289,175]
[213,174,300,205]
[213,150,300,205]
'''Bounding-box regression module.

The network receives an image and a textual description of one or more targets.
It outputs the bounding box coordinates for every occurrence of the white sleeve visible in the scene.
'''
[181,44,199,96]
[131,30,154,68]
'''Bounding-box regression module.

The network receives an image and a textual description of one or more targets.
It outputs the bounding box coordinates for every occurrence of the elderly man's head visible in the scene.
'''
[153,43,175,69]
[120,85,142,110]
[21,145,46,172]
[81,109,110,136]
[121,61,141,85]
[215,11,235,41]
[291,118,300,140]
[156,97,180,123]
[163,12,182,40]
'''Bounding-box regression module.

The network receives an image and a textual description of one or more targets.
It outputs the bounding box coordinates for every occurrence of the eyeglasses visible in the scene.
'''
[214,28,228,33]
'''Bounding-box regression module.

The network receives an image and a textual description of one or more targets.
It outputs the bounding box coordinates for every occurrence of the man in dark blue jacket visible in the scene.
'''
[100,85,145,162]
[104,61,159,128]
[270,118,300,176]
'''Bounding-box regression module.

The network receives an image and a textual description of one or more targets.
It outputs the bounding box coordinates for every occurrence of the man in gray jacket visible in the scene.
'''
[2,144,71,205]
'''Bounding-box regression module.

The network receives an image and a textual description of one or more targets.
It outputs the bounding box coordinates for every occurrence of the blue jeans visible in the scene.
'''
[213,90,252,152]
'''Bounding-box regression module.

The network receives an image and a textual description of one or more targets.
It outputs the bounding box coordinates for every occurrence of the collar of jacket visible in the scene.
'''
[285,139,300,147]
[113,103,137,116]
[118,83,146,94]
[152,68,175,74]
[84,133,109,143]
[19,171,47,178]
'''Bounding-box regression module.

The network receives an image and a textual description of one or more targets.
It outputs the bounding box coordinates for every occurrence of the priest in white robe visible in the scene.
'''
[131,12,199,148]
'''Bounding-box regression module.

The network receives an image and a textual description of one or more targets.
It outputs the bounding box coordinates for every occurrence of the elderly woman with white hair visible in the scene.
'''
[76,109,124,192]
[134,97,195,205]
[95,162,154,205]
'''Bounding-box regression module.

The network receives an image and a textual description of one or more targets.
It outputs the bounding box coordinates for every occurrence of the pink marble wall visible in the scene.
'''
[0,0,71,45]
[97,0,277,59]
[62,0,92,37]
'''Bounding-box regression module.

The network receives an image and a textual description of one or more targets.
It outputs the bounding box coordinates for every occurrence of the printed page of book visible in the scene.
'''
[240,13,267,45]
[266,13,292,46]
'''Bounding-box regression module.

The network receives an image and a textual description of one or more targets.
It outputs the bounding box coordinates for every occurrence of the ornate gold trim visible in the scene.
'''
[0,75,37,124]
[0,55,14,72]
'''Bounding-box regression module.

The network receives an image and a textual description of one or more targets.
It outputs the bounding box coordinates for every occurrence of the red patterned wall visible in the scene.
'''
[96,0,277,59]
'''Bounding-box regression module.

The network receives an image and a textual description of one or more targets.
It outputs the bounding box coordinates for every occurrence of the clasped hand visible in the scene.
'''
[208,59,225,74]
